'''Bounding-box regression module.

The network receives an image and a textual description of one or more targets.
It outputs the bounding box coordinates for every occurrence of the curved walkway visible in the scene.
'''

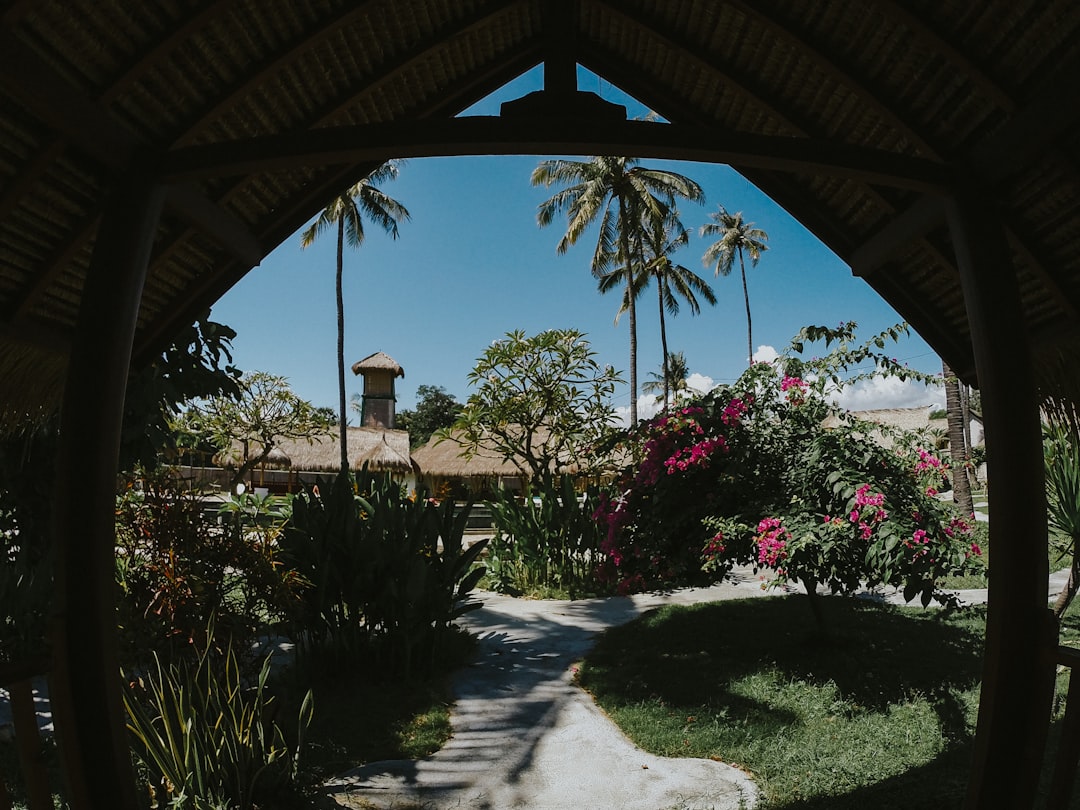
[325,567,1071,810]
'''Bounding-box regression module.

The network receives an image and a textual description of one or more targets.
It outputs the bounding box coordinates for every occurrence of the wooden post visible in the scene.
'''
[50,175,164,810]
[949,193,1056,808]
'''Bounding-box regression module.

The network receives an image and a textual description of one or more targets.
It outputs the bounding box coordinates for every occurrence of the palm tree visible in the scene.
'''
[300,161,410,473]
[642,350,701,406]
[942,360,974,514]
[601,208,715,410]
[532,156,703,424]
[1046,422,1080,618]
[701,206,768,367]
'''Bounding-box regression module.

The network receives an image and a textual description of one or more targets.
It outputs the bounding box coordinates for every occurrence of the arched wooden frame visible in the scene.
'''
[55,109,1051,810]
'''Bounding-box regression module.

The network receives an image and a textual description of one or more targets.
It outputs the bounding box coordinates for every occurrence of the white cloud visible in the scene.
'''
[830,375,944,412]
[752,344,779,363]
[685,373,715,394]
[613,394,662,427]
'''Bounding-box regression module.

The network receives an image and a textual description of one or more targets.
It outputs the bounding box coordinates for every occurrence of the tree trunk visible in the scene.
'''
[336,219,349,473]
[944,360,974,515]
[739,249,753,367]
[1052,545,1080,619]
[619,206,638,424]
[657,273,670,411]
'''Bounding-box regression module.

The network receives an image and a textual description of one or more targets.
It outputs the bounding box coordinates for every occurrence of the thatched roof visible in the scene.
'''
[3,2,1080,431]
[351,352,405,377]
[216,427,415,474]
[823,406,938,434]
[412,431,527,479]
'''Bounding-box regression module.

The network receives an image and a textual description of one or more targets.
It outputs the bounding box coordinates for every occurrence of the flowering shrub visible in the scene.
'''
[595,323,981,609]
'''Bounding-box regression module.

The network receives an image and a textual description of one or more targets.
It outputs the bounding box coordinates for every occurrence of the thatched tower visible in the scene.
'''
[351,351,404,429]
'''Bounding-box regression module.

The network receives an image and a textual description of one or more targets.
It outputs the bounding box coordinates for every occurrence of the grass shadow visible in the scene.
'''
[579,595,988,806]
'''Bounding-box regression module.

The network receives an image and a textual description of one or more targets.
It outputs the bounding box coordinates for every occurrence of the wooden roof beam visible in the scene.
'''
[867,0,1016,112]
[727,0,943,160]
[161,117,956,192]
[848,196,946,276]
[967,51,1080,186]
[134,47,545,364]
[0,30,140,172]
[170,0,385,146]
[592,3,807,136]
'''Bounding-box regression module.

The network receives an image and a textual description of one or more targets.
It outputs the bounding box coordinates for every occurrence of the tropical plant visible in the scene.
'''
[0,425,55,664]
[300,161,410,472]
[1046,422,1080,618]
[701,206,769,367]
[449,329,622,485]
[124,640,313,810]
[642,350,701,406]
[114,470,305,670]
[532,156,704,424]
[484,476,610,598]
[280,471,487,680]
[172,371,334,489]
[121,315,242,472]
[599,209,715,411]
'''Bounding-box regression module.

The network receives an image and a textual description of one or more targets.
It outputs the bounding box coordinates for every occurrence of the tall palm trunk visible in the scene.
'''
[943,360,973,514]
[619,205,638,425]
[657,274,670,411]
[336,219,349,473]
[738,249,752,366]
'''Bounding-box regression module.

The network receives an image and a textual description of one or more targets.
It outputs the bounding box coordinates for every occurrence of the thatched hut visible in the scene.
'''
[215,426,416,493]
[411,430,527,500]
[822,406,941,449]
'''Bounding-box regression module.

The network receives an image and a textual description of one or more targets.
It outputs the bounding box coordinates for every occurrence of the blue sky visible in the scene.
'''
[210,68,944,421]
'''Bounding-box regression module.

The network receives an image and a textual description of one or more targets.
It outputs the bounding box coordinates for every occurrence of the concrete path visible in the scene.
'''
[323,571,771,810]
[323,567,1074,810]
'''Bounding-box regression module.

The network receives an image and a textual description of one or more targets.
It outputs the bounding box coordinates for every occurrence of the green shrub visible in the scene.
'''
[485,475,611,598]
[280,471,486,680]
[123,641,313,810]
[114,471,304,670]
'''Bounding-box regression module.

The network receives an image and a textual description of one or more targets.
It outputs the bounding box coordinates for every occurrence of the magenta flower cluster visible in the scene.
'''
[849,483,888,540]
[755,517,790,567]
[780,375,808,405]
[664,436,728,474]
[721,396,750,426]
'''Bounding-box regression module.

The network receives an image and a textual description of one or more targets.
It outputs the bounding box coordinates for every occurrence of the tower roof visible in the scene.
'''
[351,351,405,377]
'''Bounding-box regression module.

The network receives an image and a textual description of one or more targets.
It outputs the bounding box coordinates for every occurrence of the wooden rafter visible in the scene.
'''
[867,0,1016,112]
[593,1,807,136]
[161,117,955,191]
[133,47,546,364]
[729,0,942,159]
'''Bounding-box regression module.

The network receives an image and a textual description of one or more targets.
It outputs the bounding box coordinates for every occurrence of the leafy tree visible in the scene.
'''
[449,329,622,484]
[595,322,978,619]
[121,314,242,471]
[173,371,334,488]
[300,161,410,472]
[603,209,715,410]
[642,351,701,405]
[394,385,464,448]
[532,156,703,424]
[701,206,769,367]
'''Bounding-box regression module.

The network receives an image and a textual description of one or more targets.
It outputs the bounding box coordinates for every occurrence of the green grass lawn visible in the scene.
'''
[578,595,1080,809]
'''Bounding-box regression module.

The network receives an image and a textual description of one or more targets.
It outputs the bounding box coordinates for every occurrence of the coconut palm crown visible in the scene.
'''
[532,155,703,424]
[701,206,768,367]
